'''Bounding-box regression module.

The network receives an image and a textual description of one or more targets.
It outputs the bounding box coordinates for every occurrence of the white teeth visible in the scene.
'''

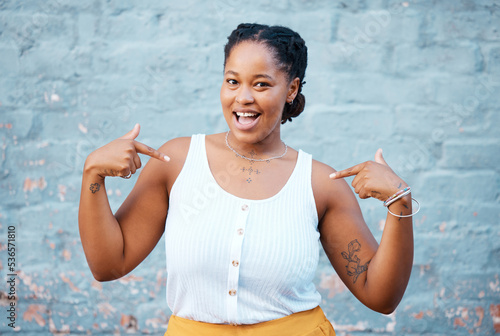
[236,112,258,117]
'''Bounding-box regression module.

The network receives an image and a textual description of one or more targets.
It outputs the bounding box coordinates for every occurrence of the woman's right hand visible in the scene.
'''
[83,123,170,180]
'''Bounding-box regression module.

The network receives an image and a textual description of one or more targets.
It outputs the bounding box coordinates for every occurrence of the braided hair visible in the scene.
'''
[224,23,308,124]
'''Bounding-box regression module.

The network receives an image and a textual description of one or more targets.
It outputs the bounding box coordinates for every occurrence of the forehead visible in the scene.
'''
[225,41,284,76]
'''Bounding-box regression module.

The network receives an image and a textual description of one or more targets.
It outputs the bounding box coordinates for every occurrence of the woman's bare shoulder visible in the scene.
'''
[159,136,191,158]
[135,136,192,191]
[311,158,353,220]
[156,136,192,183]
[312,158,336,176]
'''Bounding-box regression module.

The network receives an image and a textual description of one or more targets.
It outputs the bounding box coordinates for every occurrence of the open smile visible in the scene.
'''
[233,110,261,130]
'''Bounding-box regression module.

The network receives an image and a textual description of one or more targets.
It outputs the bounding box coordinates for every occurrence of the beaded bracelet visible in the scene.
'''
[383,187,411,207]
[387,198,421,218]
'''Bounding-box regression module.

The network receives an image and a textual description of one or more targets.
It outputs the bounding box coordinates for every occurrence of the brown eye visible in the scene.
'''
[255,82,269,88]
[227,79,238,85]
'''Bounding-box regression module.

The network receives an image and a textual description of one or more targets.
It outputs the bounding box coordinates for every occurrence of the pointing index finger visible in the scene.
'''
[134,141,170,162]
[329,163,364,179]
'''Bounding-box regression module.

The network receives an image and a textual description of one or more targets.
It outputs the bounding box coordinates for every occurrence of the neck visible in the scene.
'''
[226,130,286,159]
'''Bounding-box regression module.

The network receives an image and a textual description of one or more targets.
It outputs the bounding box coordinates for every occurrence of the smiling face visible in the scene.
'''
[220,41,299,146]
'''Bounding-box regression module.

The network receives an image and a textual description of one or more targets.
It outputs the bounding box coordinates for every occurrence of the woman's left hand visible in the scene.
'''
[329,149,407,202]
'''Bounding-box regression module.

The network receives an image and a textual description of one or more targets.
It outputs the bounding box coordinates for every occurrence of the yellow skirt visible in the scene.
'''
[164,306,335,336]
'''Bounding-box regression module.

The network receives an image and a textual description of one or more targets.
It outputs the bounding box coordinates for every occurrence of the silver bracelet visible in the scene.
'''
[384,189,412,207]
[387,197,420,218]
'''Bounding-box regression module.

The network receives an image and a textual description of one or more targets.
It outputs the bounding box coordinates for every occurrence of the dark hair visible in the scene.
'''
[224,23,308,124]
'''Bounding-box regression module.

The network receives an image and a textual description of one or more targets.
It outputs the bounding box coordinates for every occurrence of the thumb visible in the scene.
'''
[374,148,388,166]
[119,123,140,140]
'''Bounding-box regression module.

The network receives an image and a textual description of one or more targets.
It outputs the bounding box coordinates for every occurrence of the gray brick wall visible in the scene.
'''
[1,0,499,334]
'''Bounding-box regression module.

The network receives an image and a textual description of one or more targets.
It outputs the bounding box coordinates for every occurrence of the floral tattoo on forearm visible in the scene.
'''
[89,183,101,194]
[341,239,371,284]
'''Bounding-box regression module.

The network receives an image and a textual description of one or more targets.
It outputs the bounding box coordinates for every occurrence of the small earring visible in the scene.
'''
[289,99,294,105]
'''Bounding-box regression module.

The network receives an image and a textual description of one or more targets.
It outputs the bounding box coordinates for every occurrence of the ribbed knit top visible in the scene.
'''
[164,134,321,325]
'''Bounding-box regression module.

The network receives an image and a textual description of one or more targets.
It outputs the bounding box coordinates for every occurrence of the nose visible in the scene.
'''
[235,86,254,104]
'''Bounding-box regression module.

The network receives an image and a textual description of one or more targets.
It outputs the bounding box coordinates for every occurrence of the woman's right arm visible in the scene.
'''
[78,124,172,281]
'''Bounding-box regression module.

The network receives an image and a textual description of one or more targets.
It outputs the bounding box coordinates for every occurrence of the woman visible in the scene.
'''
[79,23,416,335]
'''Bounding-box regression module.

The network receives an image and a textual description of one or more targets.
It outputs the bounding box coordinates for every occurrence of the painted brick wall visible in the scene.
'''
[1,0,499,335]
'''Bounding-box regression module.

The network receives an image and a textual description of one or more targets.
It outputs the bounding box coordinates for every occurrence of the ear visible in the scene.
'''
[287,77,300,103]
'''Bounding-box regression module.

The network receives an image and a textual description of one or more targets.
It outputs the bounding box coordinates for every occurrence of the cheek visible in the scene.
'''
[220,88,232,108]
[264,91,287,113]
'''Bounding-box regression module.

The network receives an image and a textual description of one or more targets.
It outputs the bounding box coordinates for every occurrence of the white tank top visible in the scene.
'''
[164,134,321,325]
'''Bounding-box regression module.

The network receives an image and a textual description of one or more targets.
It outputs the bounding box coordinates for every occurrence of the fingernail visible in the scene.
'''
[329,173,336,178]
[164,155,170,162]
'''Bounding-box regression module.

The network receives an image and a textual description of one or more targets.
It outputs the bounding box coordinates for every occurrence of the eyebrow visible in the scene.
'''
[225,70,274,81]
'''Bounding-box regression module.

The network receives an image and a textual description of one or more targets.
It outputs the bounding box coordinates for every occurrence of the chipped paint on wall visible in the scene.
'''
[59,273,81,293]
[23,177,47,192]
[319,272,347,299]
[490,304,500,333]
[23,305,47,327]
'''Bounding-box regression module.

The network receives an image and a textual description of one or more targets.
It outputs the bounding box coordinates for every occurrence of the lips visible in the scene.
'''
[233,110,261,131]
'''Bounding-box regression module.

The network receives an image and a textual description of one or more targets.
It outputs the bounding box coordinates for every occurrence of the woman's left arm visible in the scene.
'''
[317,149,413,314]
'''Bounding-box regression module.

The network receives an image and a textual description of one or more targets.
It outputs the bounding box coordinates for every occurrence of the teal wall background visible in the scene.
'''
[1,0,499,335]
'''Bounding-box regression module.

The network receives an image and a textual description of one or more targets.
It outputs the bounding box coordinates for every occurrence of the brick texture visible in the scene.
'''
[1,0,499,335]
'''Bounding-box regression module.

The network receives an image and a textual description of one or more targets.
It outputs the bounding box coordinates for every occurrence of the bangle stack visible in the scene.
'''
[384,187,411,207]
[383,186,420,218]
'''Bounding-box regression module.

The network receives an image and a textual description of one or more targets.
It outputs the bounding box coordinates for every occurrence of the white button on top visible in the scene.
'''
[241,204,249,211]
[237,228,244,235]
[229,289,237,296]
